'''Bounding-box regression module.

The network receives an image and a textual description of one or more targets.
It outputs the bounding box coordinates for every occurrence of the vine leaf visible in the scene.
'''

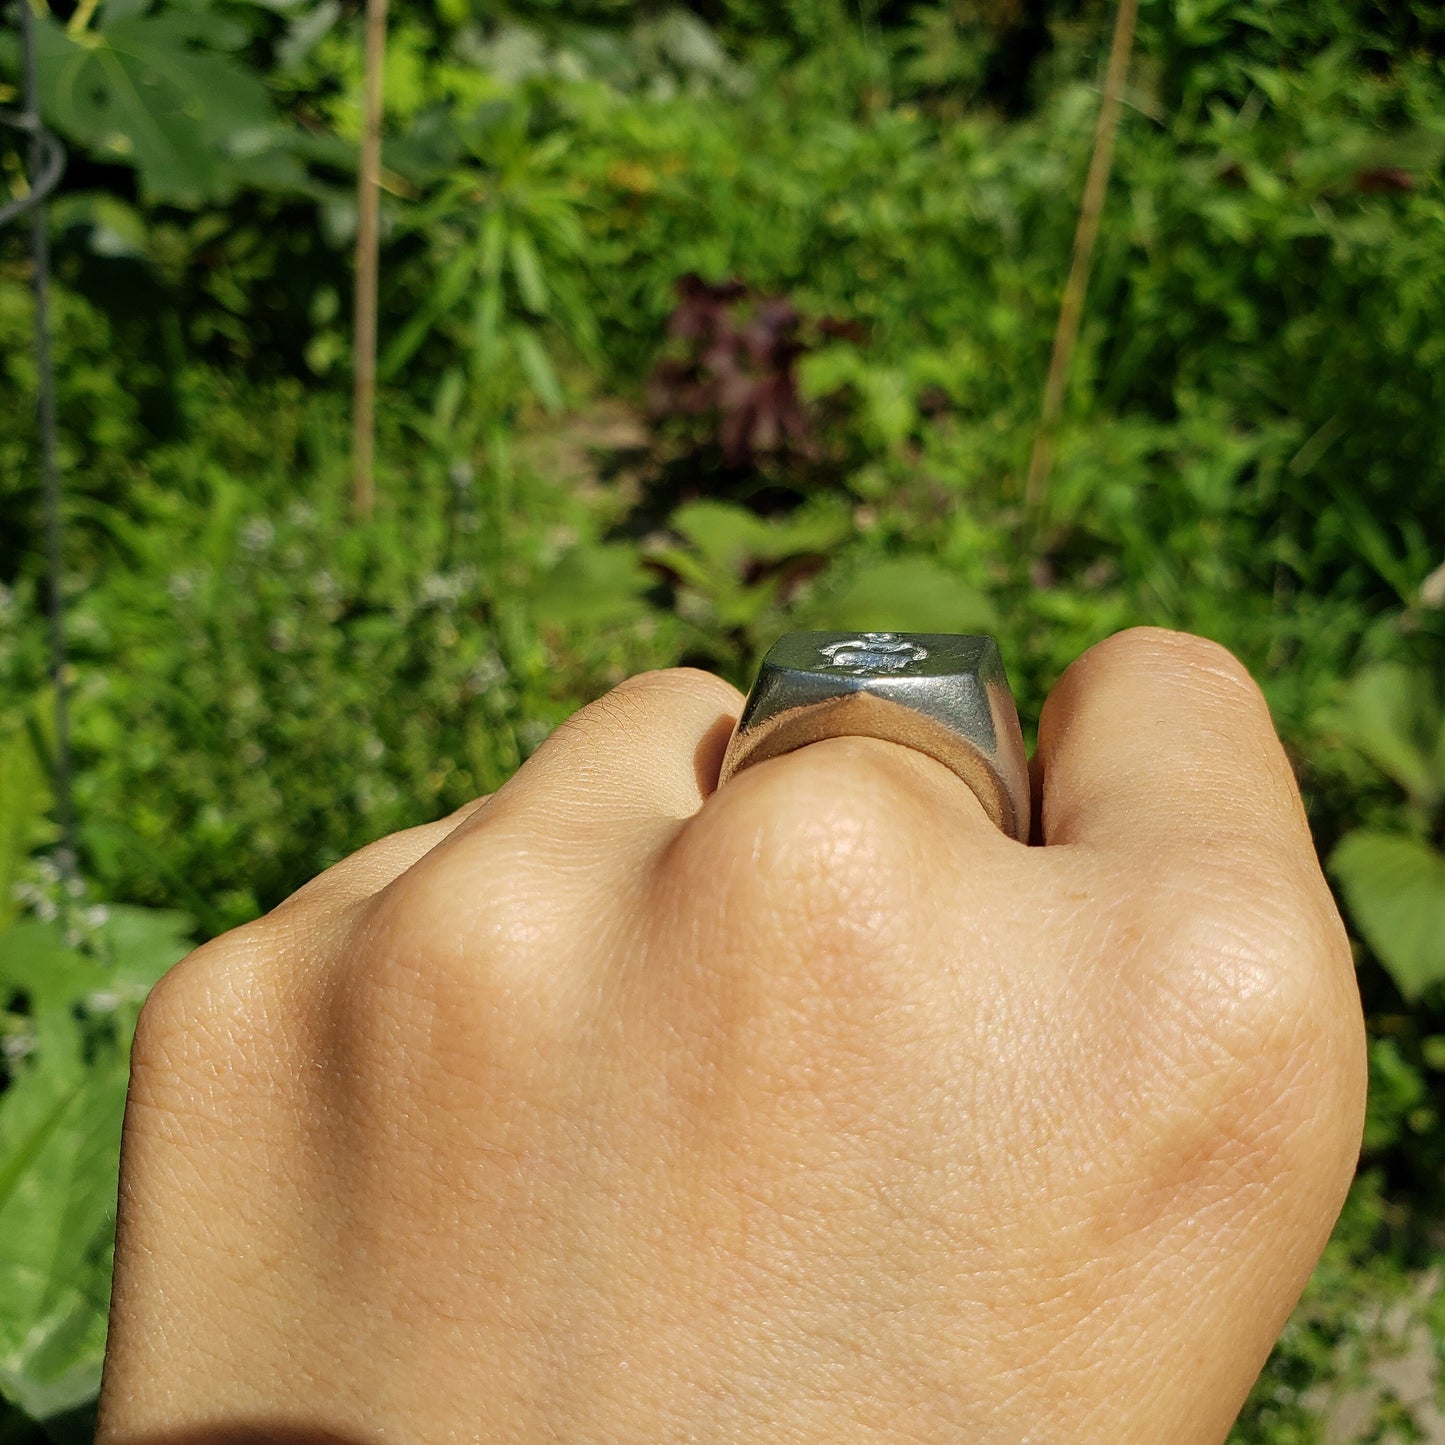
[32,0,301,205]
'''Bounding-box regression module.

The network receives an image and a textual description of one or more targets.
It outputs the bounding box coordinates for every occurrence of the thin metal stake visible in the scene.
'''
[13,3,76,873]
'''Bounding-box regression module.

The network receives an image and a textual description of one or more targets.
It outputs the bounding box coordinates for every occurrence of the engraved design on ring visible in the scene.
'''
[817,632,930,673]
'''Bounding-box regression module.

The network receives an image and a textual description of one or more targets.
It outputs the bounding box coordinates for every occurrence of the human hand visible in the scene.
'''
[96,627,1365,1444]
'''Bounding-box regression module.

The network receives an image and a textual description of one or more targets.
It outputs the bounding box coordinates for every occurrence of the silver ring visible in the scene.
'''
[718,632,1031,842]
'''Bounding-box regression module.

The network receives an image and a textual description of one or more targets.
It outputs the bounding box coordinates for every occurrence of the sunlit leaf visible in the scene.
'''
[1317,663,1444,811]
[512,328,563,413]
[1330,831,1445,1001]
[813,556,999,635]
[508,230,549,315]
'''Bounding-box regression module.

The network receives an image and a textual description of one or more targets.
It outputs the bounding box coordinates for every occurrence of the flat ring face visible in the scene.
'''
[718,632,1031,843]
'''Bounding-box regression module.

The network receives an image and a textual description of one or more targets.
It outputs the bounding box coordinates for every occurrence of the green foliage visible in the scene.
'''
[380,96,600,422]
[0,749,193,1435]
[44,393,598,934]
[4,0,1445,1435]
[1323,662,1445,1001]
[25,1,298,206]
[1332,834,1445,1003]
[1319,663,1445,821]
[0,908,190,1432]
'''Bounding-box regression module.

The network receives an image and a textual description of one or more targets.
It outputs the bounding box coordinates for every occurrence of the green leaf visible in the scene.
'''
[33,3,288,205]
[47,192,149,259]
[1317,663,1444,811]
[1330,831,1445,1001]
[0,923,109,1024]
[478,207,507,283]
[0,907,181,1427]
[812,556,1000,635]
[512,328,563,413]
[100,905,193,993]
[378,248,476,378]
[508,230,549,316]
[0,1059,126,1426]
[471,281,503,371]
[670,500,851,573]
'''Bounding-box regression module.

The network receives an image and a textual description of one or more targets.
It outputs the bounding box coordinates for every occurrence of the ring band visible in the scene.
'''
[718,632,1031,842]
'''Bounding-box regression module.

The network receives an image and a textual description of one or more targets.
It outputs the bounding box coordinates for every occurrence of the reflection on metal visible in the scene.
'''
[1,3,74,872]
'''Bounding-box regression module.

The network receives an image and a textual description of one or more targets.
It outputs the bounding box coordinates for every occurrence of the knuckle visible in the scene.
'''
[682,739,935,1014]
[1094,879,1365,1232]
[1139,874,1365,1147]
[129,925,270,1087]
[357,846,586,1062]
[707,738,923,921]
[561,667,739,742]
[611,665,741,710]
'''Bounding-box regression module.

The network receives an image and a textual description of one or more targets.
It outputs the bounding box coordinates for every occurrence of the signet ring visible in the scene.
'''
[718,632,1031,843]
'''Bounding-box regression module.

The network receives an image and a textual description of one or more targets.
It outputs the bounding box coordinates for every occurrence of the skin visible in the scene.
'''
[96,627,1367,1444]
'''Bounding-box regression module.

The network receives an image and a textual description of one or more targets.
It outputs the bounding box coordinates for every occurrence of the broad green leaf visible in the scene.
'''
[0,1058,127,1426]
[670,500,850,572]
[670,501,773,572]
[813,556,999,635]
[33,3,288,205]
[1317,662,1444,811]
[100,905,193,992]
[1330,831,1445,1001]
[0,923,110,1022]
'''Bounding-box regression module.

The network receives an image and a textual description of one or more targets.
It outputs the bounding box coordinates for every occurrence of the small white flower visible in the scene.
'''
[240,517,276,552]
[2,1033,36,1064]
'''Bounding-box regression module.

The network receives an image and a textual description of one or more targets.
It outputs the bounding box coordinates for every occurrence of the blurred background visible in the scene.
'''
[2,0,1444,1437]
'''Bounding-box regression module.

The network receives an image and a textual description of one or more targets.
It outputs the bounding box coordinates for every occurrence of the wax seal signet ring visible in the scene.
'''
[718,632,1031,843]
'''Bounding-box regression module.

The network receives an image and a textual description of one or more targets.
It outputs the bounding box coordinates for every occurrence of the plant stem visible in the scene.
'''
[65,0,101,38]
[1024,0,1140,530]
[351,0,389,520]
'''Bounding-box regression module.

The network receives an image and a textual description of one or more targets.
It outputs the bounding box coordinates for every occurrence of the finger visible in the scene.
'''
[1034,627,1313,866]
[404,667,744,879]
[273,797,491,916]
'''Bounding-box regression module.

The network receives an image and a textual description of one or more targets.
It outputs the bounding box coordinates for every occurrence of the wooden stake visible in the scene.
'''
[351,0,389,519]
[1024,0,1140,526]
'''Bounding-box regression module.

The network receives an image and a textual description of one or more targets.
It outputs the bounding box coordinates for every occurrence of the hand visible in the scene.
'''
[96,627,1366,1444]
